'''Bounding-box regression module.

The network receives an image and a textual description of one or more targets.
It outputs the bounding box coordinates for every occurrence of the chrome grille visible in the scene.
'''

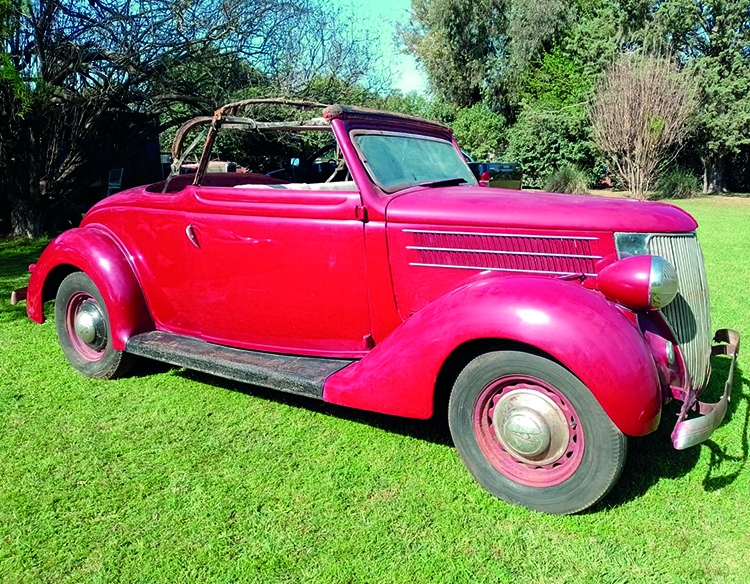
[648,234,712,390]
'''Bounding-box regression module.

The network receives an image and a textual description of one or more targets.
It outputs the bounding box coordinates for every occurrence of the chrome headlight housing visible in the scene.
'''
[648,256,679,309]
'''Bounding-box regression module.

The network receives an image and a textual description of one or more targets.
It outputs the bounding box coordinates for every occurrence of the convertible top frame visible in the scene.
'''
[169,98,452,186]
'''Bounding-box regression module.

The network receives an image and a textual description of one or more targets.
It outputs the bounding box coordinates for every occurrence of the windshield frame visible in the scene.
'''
[349,129,477,194]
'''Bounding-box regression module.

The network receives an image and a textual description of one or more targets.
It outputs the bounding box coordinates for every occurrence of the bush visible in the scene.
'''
[544,165,589,194]
[653,168,700,199]
[505,102,602,188]
[451,103,507,161]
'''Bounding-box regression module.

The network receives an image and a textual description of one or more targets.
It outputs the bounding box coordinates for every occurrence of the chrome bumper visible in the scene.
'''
[671,329,740,450]
[10,286,28,305]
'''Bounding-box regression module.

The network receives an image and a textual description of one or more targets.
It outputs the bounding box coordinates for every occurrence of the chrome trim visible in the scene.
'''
[409,262,597,277]
[614,231,696,257]
[648,234,712,390]
[672,329,739,449]
[405,229,599,241]
[74,299,107,350]
[617,231,710,391]
[406,245,602,260]
[493,389,570,464]
[648,256,679,309]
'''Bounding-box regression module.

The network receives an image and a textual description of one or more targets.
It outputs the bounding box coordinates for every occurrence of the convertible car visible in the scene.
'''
[12,98,739,514]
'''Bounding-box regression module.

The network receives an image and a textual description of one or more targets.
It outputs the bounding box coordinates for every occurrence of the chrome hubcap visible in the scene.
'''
[74,300,106,350]
[492,389,570,465]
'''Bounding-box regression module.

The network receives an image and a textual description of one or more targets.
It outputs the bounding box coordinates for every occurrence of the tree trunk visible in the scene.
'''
[702,153,726,194]
[8,157,47,238]
[9,194,46,238]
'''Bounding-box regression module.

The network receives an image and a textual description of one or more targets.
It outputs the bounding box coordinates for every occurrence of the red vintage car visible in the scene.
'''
[12,99,739,514]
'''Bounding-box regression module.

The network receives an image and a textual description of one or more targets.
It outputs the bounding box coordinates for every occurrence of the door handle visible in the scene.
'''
[186,224,201,248]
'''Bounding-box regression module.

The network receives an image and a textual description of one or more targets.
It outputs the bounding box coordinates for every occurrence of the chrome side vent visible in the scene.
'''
[405,229,600,277]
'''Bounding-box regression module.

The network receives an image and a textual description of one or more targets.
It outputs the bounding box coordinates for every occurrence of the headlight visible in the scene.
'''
[597,255,679,311]
[648,256,679,308]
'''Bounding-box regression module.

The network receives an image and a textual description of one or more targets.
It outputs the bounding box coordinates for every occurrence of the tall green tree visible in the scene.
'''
[401,0,575,112]
[648,0,750,193]
[401,0,505,108]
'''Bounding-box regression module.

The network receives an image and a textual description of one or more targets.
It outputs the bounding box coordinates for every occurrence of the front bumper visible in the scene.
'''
[671,329,740,450]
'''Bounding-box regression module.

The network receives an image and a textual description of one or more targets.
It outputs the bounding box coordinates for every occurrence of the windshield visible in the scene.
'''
[353,131,477,193]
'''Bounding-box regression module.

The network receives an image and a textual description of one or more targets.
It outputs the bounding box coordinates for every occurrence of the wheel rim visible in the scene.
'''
[473,375,584,487]
[66,292,107,361]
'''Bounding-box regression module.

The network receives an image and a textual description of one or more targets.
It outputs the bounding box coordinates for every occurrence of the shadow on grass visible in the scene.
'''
[593,356,747,512]
[172,355,747,511]
[166,350,750,513]
[0,238,48,276]
[173,368,456,447]
[702,358,749,491]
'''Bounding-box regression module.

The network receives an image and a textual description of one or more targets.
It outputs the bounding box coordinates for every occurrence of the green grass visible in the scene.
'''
[1,197,749,583]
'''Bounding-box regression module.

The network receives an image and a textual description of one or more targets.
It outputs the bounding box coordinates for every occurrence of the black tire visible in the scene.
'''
[448,351,627,514]
[54,272,134,379]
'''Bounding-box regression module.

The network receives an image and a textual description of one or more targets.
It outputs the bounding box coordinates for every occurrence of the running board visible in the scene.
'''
[126,331,355,399]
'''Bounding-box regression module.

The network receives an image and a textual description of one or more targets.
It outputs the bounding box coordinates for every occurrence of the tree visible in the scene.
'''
[0,0,382,237]
[402,0,646,114]
[506,102,599,188]
[589,53,697,199]
[451,103,506,160]
[647,0,750,193]
[400,0,506,108]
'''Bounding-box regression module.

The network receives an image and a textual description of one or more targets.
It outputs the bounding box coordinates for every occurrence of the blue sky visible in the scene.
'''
[350,0,428,94]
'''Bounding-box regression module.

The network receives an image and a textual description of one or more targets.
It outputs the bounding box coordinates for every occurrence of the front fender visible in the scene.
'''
[27,227,153,350]
[324,276,661,436]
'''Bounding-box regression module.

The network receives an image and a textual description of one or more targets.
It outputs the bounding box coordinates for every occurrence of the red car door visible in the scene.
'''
[99,191,203,335]
[180,183,371,357]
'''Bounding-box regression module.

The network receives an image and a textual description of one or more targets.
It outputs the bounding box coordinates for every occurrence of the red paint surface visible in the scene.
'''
[596,255,653,310]
[324,277,661,437]
[385,187,697,233]
[26,227,153,350]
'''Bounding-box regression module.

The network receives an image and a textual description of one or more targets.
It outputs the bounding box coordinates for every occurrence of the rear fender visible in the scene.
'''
[27,228,153,350]
[324,276,661,436]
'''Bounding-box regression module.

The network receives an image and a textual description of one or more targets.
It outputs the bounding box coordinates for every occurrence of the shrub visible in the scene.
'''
[653,168,700,199]
[544,165,589,195]
[451,103,507,161]
[506,102,601,188]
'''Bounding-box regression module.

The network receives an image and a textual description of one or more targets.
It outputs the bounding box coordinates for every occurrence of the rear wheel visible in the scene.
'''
[448,350,627,514]
[54,272,134,379]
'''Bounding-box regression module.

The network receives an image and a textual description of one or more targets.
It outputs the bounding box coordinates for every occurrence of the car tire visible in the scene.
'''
[448,350,627,514]
[54,272,134,379]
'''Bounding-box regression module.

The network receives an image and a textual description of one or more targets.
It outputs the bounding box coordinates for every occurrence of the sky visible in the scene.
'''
[350,0,428,94]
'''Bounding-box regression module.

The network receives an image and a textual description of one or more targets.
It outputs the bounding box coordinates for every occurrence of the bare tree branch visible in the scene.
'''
[589,53,698,199]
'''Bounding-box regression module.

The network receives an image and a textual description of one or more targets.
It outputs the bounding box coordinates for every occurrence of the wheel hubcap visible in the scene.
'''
[492,390,569,465]
[473,377,585,487]
[66,293,107,360]
[74,300,106,348]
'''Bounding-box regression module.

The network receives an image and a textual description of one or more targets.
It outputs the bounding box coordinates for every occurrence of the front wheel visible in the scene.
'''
[55,272,134,379]
[448,351,627,514]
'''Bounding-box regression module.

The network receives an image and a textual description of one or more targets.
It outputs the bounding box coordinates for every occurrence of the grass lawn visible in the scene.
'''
[1,197,748,583]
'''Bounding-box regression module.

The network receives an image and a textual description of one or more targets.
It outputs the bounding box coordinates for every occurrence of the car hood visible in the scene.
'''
[385,186,698,233]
